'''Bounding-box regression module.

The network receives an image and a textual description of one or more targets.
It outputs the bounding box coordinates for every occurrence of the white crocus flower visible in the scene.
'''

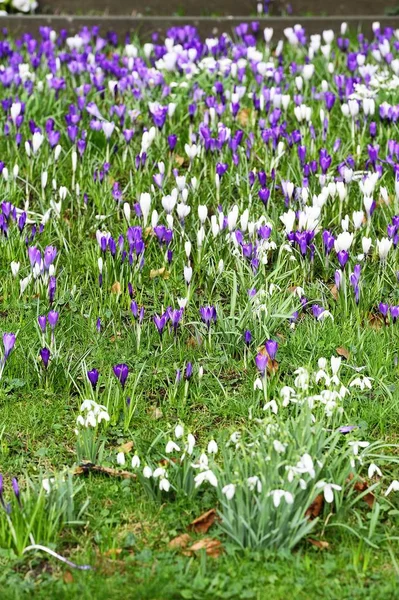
[376,237,393,260]
[334,231,354,252]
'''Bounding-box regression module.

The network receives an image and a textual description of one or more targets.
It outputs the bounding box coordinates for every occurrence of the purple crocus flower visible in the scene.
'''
[265,339,278,360]
[87,369,99,389]
[3,333,15,359]
[390,305,399,323]
[38,315,46,332]
[185,362,193,379]
[379,303,389,318]
[255,352,268,376]
[244,329,252,346]
[199,306,217,329]
[312,305,325,319]
[40,347,50,368]
[113,363,129,388]
[154,313,168,336]
[47,311,59,329]
[12,477,21,506]
[48,276,56,304]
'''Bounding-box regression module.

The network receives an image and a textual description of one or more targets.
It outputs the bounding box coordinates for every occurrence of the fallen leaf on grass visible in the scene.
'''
[353,479,375,508]
[188,509,216,534]
[175,154,187,167]
[74,463,136,479]
[118,441,134,453]
[111,281,121,294]
[63,570,74,583]
[305,494,324,520]
[237,108,251,126]
[336,347,350,360]
[183,538,223,558]
[150,267,170,280]
[368,313,383,330]
[329,284,339,300]
[307,538,329,549]
[169,533,191,549]
[103,548,123,558]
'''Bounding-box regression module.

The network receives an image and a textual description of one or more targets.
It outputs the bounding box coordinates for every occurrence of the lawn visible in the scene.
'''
[0,20,399,599]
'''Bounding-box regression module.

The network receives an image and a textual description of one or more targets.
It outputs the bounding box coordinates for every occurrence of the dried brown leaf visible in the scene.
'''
[188,509,216,534]
[368,313,383,330]
[63,571,74,584]
[353,479,375,508]
[329,284,339,301]
[175,154,186,167]
[184,538,223,558]
[103,548,123,558]
[237,108,251,126]
[307,538,329,549]
[306,493,324,520]
[169,533,191,549]
[118,441,134,453]
[336,347,350,360]
[111,281,121,294]
[150,267,170,280]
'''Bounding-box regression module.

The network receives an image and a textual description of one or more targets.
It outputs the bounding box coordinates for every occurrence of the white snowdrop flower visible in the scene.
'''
[385,480,399,496]
[254,377,263,391]
[348,441,370,455]
[229,431,241,444]
[222,483,236,500]
[143,466,153,478]
[273,440,286,454]
[165,440,180,454]
[316,481,342,503]
[247,476,262,493]
[131,455,141,469]
[116,452,126,466]
[331,356,342,376]
[153,467,166,479]
[194,469,218,488]
[139,193,151,226]
[376,237,393,260]
[349,376,373,390]
[368,463,382,478]
[207,440,218,454]
[186,433,196,454]
[32,131,44,154]
[263,400,278,414]
[11,261,20,277]
[174,424,184,439]
[159,477,170,492]
[269,489,294,508]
